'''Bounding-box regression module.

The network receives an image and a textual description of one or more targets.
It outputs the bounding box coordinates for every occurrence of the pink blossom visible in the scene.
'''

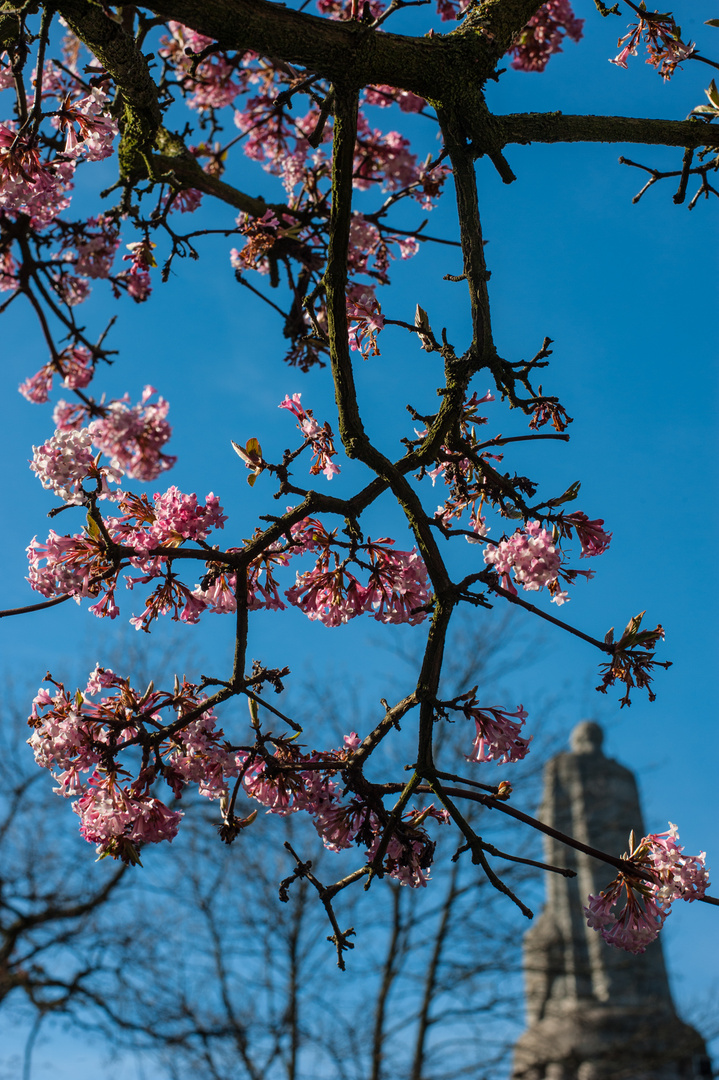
[74,216,120,278]
[643,824,709,904]
[0,122,75,226]
[465,702,532,764]
[279,393,340,479]
[60,346,94,389]
[347,288,385,358]
[286,563,367,627]
[435,0,470,21]
[26,529,115,601]
[29,669,230,857]
[483,521,563,598]
[560,511,612,557]
[415,162,452,211]
[159,22,242,111]
[19,347,94,404]
[143,487,227,545]
[354,116,419,192]
[230,209,281,274]
[167,714,237,800]
[365,810,437,887]
[57,88,118,161]
[584,889,665,953]
[19,366,55,404]
[585,824,710,953]
[55,273,91,306]
[610,42,637,69]
[166,187,203,213]
[53,399,87,430]
[509,0,584,73]
[74,775,182,855]
[88,386,176,481]
[118,239,155,302]
[31,59,65,99]
[609,15,695,80]
[193,570,239,614]
[30,427,120,504]
[362,539,430,625]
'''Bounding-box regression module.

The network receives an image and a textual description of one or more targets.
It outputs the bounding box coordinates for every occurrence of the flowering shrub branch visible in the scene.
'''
[1,0,716,964]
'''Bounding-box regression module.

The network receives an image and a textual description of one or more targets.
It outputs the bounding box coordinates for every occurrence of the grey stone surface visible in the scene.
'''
[511,722,711,1080]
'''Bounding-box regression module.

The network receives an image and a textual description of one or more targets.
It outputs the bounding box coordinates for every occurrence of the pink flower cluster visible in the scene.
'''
[483,521,566,603]
[435,0,470,21]
[610,14,694,80]
[73,215,120,278]
[116,486,228,550]
[27,486,227,627]
[86,386,176,482]
[27,529,115,604]
[20,346,94,403]
[28,668,234,862]
[279,393,340,479]
[0,86,116,228]
[348,213,419,285]
[354,115,421,193]
[509,0,584,73]
[557,511,612,558]
[644,824,709,905]
[26,384,175,490]
[74,778,182,859]
[585,825,709,953]
[464,701,532,764]
[29,671,445,884]
[159,22,245,111]
[347,289,385,358]
[33,385,176,484]
[286,533,430,627]
[239,736,443,886]
[230,210,288,275]
[30,427,120,504]
[0,122,74,227]
[118,239,155,302]
[58,87,118,161]
[29,494,432,632]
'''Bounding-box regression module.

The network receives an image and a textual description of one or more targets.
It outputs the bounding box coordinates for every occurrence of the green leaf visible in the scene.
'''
[86,512,101,539]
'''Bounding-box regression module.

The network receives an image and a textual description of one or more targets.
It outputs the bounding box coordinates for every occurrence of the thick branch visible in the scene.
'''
[56,0,163,176]
[497,113,717,150]
[142,0,465,98]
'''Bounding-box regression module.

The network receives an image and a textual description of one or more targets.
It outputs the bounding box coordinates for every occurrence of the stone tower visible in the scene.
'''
[511,721,712,1080]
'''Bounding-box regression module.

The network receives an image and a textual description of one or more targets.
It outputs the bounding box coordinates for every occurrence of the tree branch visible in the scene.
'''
[497,112,717,150]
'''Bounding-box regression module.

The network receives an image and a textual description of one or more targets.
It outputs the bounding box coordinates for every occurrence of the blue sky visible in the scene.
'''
[1,0,717,1072]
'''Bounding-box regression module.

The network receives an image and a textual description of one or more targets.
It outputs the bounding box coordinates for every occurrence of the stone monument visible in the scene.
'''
[511,721,712,1080]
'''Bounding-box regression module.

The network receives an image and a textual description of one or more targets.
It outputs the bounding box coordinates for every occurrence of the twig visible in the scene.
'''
[282,842,356,969]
